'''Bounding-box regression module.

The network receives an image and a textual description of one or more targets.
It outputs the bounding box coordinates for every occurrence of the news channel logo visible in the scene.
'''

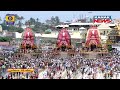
[5,14,15,25]
[93,16,112,23]
[93,16,112,19]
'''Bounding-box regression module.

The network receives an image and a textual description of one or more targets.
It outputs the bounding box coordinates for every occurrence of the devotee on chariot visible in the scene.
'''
[20,26,37,53]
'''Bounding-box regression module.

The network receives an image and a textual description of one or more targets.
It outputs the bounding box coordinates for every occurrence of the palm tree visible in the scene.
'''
[20,16,24,26]
[30,18,36,25]
[25,20,30,27]
[14,14,20,25]
[16,16,24,28]
[36,18,39,22]
[0,17,2,24]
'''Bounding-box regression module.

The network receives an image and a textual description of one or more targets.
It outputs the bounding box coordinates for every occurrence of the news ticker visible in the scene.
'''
[7,69,34,72]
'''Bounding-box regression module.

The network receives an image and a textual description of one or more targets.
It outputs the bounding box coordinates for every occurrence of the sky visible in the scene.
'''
[0,11,120,23]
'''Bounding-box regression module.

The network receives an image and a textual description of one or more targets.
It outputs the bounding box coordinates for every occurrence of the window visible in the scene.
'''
[110,36,114,39]
[107,31,109,34]
[104,31,105,35]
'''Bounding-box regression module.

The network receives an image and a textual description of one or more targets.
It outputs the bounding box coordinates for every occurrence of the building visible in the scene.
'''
[55,23,115,43]
[0,42,10,46]
[112,44,120,51]
[79,27,87,42]
[97,23,112,43]
[68,22,115,31]
[55,22,115,31]
[108,26,120,44]
[55,25,69,29]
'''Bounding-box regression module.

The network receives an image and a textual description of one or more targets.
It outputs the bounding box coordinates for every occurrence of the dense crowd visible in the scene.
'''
[0,48,120,79]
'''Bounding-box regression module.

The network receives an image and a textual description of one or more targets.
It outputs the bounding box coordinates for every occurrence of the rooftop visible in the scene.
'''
[68,22,115,27]
[0,42,10,46]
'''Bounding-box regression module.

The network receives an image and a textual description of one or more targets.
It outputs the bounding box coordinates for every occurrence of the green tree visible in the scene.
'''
[90,18,93,23]
[18,21,22,28]
[1,22,8,30]
[18,16,24,28]
[19,16,24,26]
[9,25,16,32]
[33,22,41,32]
[14,15,24,28]
[49,16,61,26]
[14,14,20,24]
[2,20,7,26]
[0,36,12,42]
[107,45,112,51]
[0,17,1,21]
[55,16,60,25]
[25,21,30,26]
[45,19,52,25]
[16,27,24,33]
[36,18,39,23]
[6,25,24,33]
[29,17,36,25]
[51,16,56,25]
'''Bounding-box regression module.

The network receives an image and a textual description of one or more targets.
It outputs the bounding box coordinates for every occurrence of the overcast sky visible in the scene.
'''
[0,11,120,22]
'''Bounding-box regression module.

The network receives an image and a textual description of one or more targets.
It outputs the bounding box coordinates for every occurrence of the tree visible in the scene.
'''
[45,19,52,25]
[49,16,61,26]
[14,14,20,25]
[2,20,7,26]
[25,20,30,26]
[16,27,24,33]
[0,17,1,21]
[5,25,24,33]
[1,22,8,30]
[107,45,112,51]
[18,16,24,28]
[19,16,24,26]
[29,17,36,25]
[55,16,60,25]
[0,36,12,42]
[90,18,93,23]
[18,21,22,28]
[51,16,56,25]
[36,18,39,22]
[33,21,41,32]
[14,15,24,28]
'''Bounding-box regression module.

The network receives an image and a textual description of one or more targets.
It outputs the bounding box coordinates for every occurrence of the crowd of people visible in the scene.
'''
[0,47,120,79]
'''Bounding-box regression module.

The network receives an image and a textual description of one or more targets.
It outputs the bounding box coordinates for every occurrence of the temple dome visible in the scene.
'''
[21,27,37,49]
[56,28,71,48]
[85,26,102,47]
[22,27,35,38]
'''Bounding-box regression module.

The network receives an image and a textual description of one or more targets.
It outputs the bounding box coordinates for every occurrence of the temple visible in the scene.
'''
[56,28,72,51]
[20,27,37,50]
[85,25,102,51]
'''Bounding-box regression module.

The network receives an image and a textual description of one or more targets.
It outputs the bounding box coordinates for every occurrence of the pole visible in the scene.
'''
[88,12,93,22]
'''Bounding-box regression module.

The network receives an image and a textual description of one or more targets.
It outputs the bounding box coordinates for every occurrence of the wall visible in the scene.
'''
[15,32,22,38]
[112,45,120,51]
